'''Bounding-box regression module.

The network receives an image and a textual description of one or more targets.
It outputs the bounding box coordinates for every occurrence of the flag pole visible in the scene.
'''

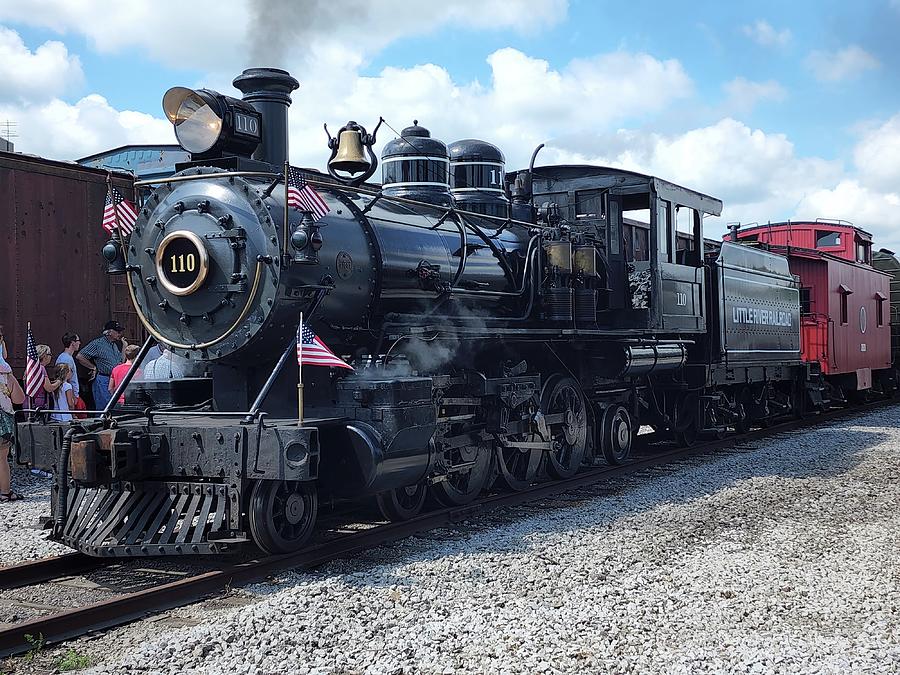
[25,321,33,413]
[106,173,129,264]
[284,161,290,261]
[297,312,304,426]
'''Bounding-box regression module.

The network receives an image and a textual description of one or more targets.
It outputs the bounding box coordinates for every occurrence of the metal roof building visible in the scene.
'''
[77,144,189,181]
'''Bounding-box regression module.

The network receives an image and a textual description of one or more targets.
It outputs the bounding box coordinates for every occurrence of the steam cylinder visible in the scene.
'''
[381,122,452,207]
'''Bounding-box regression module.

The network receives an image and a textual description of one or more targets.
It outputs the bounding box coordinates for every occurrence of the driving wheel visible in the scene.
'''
[431,443,495,506]
[249,480,318,554]
[542,376,588,479]
[376,483,428,522]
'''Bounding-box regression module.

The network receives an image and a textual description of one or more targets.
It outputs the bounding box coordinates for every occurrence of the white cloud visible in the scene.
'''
[806,45,880,82]
[722,77,786,113]
[0,1,568,71]
[287,48,693,172]
[742,20,791,47]
[0,94,171,159]
[0,26,83,104]
[0,3,247,70]
[795,181,900,247]
[852,113,900,192]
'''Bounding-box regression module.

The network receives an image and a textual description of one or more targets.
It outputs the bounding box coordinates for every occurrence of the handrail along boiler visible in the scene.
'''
[19,67,846,557]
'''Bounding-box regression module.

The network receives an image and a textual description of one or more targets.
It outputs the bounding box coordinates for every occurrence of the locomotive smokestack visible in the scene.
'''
[232,67,299,168]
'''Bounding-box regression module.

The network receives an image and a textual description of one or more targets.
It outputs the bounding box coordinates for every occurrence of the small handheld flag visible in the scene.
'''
[102,186,138,236]
[24,323,42,400]
[296,321,353,370]
[286,166,330,221]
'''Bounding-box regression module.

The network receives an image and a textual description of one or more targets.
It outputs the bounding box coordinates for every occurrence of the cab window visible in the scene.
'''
[816,230,841,248]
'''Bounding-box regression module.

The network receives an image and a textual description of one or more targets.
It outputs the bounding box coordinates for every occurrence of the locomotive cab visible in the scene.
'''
[509,165,722,334]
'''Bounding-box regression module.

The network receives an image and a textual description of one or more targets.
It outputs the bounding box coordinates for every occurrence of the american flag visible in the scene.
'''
[102,186,138,236]
[24,324,42,400]
[286,166,329,221]
[296,321,353,370]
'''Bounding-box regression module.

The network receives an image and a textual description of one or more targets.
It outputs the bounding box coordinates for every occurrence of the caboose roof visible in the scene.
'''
[508,164,723,216]
[738,220,873,241]
[754,242,890,276]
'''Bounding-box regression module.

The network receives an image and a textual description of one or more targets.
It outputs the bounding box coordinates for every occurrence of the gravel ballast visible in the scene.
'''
[0,468,69,565]
[13,407,900,673]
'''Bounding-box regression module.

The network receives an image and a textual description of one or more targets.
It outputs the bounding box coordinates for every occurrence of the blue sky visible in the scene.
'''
[1,0,899,245]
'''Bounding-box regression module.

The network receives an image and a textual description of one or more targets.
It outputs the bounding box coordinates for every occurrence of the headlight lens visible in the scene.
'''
[172,92,223,154]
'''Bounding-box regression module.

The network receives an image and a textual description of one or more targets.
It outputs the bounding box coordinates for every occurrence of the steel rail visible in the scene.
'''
[0,398,895,658]
[0,553,103,590]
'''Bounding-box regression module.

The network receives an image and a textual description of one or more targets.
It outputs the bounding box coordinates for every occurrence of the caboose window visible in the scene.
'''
[816,230,841,247]
[800,287,812,314]
[876,294,886,327]
[840,291,849,324]
[856,240,871,263]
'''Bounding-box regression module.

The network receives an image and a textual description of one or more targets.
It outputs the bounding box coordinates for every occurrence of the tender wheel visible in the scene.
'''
[601,405,633,464]
[542,376,588,479]
[249,480,318,555]
[376,483,427,522]
[431,444,495,507]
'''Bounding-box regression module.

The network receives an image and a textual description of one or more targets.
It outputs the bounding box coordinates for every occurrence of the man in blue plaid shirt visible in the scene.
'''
[77,320,126,411]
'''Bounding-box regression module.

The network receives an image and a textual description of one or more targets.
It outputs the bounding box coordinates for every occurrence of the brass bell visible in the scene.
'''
[325,118,383,185]
[329,129,369,175]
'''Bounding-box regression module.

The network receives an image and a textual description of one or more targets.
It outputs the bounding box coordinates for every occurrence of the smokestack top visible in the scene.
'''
[232,68,299,168]
[232,67,299,101]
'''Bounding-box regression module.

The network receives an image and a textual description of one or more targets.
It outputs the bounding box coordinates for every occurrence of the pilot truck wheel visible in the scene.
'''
[249,480,318,554]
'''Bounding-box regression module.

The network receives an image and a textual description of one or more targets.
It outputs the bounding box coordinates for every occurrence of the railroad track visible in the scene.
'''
[0,399,894,658]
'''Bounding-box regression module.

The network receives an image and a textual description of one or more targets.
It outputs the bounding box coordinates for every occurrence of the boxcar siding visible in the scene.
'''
[788,255,891,377]
[826,259,891,375]
[0,151,140,371]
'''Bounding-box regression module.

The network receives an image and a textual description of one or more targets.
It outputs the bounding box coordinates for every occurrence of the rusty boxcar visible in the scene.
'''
[0,151,140,384]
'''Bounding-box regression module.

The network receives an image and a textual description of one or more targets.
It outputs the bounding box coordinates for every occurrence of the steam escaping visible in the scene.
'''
[246,0,369,68]
[384,307,494,375]
[402,336,460,373]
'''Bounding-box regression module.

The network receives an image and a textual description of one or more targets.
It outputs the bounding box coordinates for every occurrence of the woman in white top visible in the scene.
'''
[51,363,75,422]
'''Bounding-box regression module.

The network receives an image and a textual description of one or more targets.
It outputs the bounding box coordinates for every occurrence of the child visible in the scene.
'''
[108,344,142,405]
[51,363,75,422]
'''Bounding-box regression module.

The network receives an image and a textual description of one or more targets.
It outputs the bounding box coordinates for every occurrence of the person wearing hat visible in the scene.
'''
[77,321,127,412]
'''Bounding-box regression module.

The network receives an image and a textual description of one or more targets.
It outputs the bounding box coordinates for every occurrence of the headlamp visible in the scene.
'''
[162,86,262,158]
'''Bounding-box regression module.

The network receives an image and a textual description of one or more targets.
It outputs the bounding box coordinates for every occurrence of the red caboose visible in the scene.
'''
[732,221,892,397]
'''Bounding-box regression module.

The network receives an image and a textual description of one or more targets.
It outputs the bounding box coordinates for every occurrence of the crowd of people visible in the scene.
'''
[0,320,191,504]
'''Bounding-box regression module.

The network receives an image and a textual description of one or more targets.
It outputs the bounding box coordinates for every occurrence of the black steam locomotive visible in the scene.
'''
[17,68,814,556]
